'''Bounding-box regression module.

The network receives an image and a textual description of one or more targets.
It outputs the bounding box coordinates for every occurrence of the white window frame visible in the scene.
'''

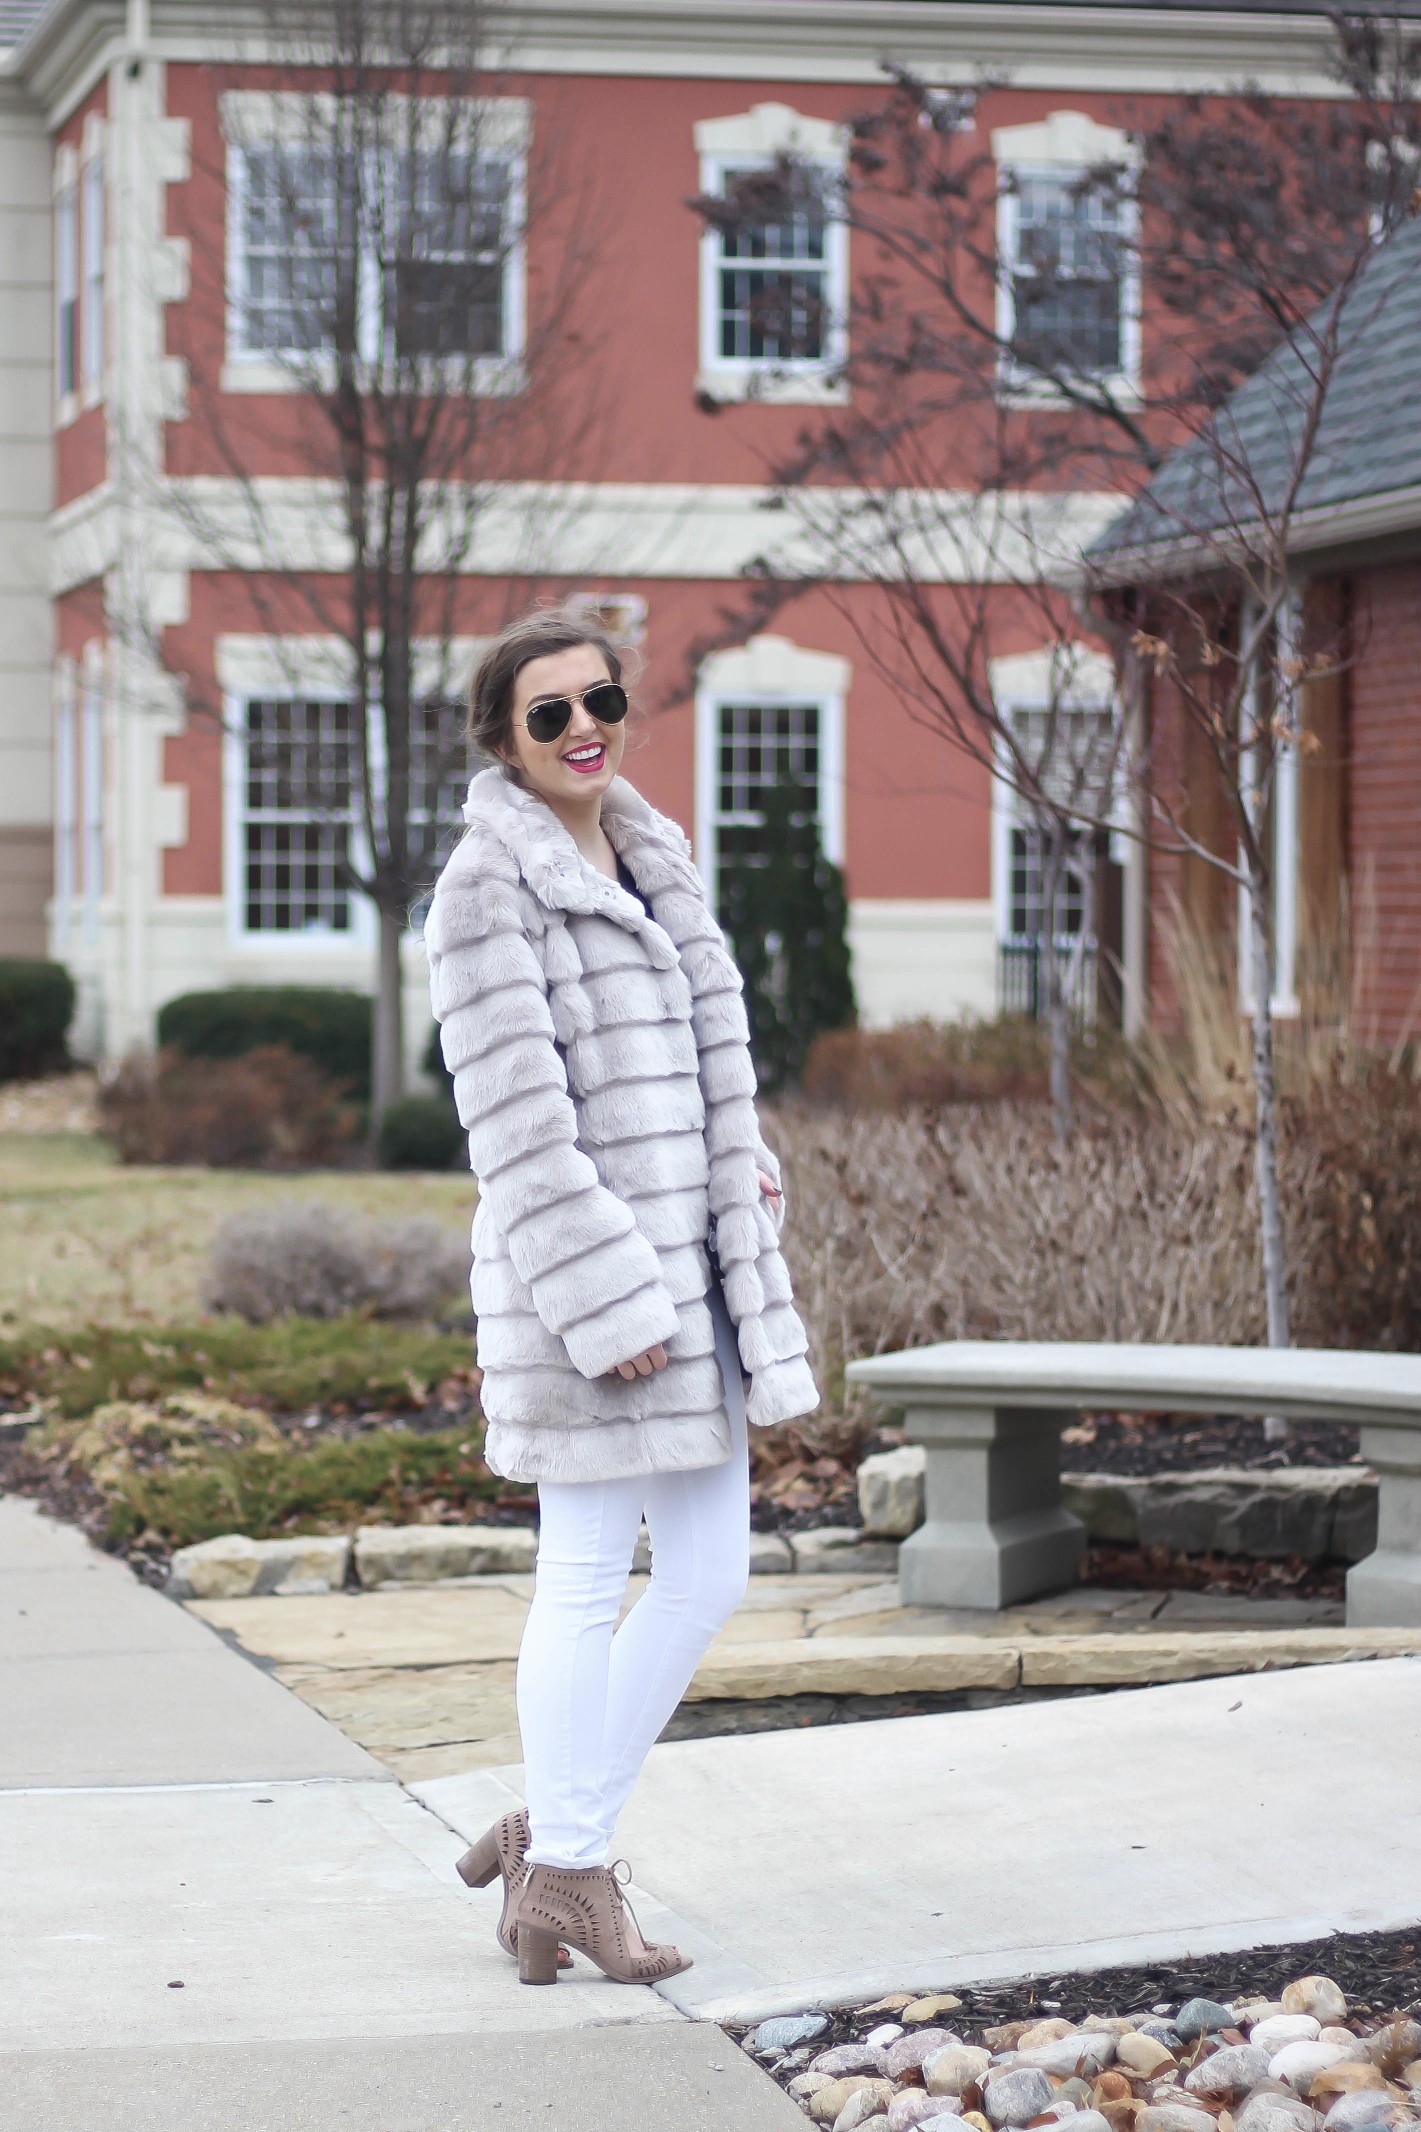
[222,95,529,396]
[694,102,849,406]
[53,661,77,940]
[223,691,375,950]
[54,159,78,418]
[1237,590,1301,1021]
[80,665,104,938]
[992,111,1141,406]
[80,142,105,397]
[693,634,849,914]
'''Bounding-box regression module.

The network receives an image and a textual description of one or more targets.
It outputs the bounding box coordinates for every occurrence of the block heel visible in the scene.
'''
[518,1922,562,1985]
[455,1828,502,1889]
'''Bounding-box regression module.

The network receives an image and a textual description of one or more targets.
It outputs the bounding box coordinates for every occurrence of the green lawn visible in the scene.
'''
[0,1132,475,1329]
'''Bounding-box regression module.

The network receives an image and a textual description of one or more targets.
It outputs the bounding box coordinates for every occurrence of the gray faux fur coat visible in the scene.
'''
[424,766,819,1484]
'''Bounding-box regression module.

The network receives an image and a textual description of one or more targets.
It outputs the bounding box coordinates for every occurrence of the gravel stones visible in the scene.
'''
[1252,2020,1325,2054]
[1177,2001,1237,2041]
[811,2077,892,2123]
[1284,1981,1350,2026]
[1326,2096,1411,2132]
[1236,2094,1319,2132]
[1118,2036,1179,2078]
[1186,2046,1273,2097]
[754,2014,830,2053]
[1370,2025,1421,2078]
[925,2048,992,2097]
[1020,2020,1079,2047]
[813,2046,891,2079]
[890,2099,957,2132]
[1016,2036,1118,2078]
[866,2025,908,2051]
[883,2032,964,2079]
[836,2092,897,2132]
[1136,2106,1219,2132]
[905,1997,966,2026]
[983,2069,1055,2126]
[1270,2044,1354,2093]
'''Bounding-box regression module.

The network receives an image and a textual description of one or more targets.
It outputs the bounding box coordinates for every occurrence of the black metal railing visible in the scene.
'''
[998,937,1098,1026]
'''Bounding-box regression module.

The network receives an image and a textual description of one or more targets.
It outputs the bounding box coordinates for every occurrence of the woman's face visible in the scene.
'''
[501,642,626,810]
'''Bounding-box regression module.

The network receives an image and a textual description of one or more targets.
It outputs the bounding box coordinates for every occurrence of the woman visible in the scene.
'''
[424,606,818,1988]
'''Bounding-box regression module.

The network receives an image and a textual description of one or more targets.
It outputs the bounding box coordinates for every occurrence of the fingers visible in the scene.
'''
[757,1168,783,1200]
[606,1344,670,1380]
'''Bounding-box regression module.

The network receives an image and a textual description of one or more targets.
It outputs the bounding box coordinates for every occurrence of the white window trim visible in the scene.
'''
[80,125,106,404]
[693,633,849,913]
[54,146,79,427]
[222,690,376,951]
[695,102,849,407]
[53,658,77,941]
[223,108,529,394]
[993,110,1141,407]
[80,656,104,939]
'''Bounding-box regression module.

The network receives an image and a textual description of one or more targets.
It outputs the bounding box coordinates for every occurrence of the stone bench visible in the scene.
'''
[845,1341,1421,1626]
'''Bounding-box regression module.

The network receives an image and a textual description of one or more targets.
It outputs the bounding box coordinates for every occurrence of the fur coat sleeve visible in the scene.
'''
[424,870,682,1379]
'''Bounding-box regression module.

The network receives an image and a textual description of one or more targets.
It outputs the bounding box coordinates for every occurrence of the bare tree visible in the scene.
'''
[689,14,1421,1312]
[155,0,606,1119]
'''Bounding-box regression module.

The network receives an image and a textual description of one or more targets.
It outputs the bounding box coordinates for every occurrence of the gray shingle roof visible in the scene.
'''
[1093,211,1421,564]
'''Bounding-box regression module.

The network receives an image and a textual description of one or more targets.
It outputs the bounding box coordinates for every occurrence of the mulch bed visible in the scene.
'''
[1065,1411,1364,1474]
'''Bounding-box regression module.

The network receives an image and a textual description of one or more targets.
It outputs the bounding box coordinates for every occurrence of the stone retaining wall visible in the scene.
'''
[857,1446,1379,1563]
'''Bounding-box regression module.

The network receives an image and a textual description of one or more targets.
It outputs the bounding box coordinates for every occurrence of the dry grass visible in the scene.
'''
[0,1132,474,1328]
[765,1100,1336,1441]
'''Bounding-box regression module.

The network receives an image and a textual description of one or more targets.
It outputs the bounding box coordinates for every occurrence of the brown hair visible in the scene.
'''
[467,605,625,770]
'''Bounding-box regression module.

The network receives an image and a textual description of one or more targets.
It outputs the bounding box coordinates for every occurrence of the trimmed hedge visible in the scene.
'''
[378,1094,467,1171]
[157,986,372,1099]
[0,959,75,1081]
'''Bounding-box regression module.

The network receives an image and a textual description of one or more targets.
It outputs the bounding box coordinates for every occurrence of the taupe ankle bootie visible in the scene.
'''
[510,1859,693,1986]
[455,1811,571,1968]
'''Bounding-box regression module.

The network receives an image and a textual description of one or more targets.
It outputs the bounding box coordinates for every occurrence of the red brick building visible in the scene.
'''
[0,0,1413,1063]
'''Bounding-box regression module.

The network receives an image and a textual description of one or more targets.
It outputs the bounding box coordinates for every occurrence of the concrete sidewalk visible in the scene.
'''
[0,1497,800,2131]
[416,1653,1421,2025]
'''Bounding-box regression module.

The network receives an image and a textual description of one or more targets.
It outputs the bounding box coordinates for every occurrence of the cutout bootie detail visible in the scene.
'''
[510,1858,693,1986]
[455,1811,571,1968]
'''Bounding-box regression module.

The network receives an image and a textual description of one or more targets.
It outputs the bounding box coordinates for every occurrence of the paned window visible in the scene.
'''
[81,153,104,386]
[241,698,358,934]
[1002,168,1128,381]
[229,144,515,362]
[710,700,821,920]
[715,174,829,363]
[404,699,470,928]
[56,183,77,398]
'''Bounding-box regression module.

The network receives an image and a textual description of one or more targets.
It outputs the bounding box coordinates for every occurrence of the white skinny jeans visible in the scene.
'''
[516,1280,751,1868]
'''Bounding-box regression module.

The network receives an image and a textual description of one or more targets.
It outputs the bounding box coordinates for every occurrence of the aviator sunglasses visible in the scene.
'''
[520,681,630,745]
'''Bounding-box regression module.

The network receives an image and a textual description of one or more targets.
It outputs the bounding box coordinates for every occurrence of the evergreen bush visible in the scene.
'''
[157,986,372,1100]
[0,959,76,1081]
[720,777,856,1094]
[377,1093,467,1172]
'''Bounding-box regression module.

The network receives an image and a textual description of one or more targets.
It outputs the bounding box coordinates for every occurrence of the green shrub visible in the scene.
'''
[423,1021,454,1095]
[0,959,75,1081]
[0,1315,474,1420]
[157,986,372,1100]
[378,1093,466,1171]
[98,1045,359,1168]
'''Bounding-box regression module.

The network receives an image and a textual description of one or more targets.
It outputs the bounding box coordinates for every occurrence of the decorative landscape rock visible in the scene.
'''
[883,2031,962,2079]
[836,2090,897,2132]
[1118,2035,1178,2077]
[1252,2019,1324,2054]
[924,2047,991,2096]
[1017,2035,1117,2077]
[1186,2046,1273,2096]
[1135,2106,1218,2132]
[1060,1469,1378,1564]
[811,2077,889,2123]
[1270,2044,1352,2092]
[353,1523,537,1586]
[813,2045,888,2079]
[865,2025,907,2051]
[1176,2000,1238,2041]
[904,1997,965,2026]
[983,2068,1055,2126]
[166,1531,350,1599]
[857,1445,926,1537]
[890,2095,955,2131]
[1283,1981,1350,2026]
[1369,2024,1421,2077]
[790,1526,901,1575]
[753,2013,830,2053]
[1235,2099,1319,2132]
[749,1532,795,1574]
[1018,2019,1077,2047]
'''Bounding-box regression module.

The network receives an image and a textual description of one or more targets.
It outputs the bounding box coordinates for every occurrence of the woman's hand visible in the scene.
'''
[606,1343,669,1381]
[757,1169,782,1205]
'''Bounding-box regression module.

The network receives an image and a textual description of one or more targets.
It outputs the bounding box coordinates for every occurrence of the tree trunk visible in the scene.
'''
[1042,825,1073,1144]
[1247,858,1292,1441]
[372,905,405,1130]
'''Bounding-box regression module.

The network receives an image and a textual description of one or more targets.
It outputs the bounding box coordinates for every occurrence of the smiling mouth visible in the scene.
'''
[561,742,607,774]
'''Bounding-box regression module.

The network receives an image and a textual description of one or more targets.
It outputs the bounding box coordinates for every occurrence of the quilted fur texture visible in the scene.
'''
[424,766,819,1483]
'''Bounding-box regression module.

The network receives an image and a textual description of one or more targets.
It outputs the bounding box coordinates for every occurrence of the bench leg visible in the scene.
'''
[1346,1421,1421,1626]
[897,1403,1086,1611]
